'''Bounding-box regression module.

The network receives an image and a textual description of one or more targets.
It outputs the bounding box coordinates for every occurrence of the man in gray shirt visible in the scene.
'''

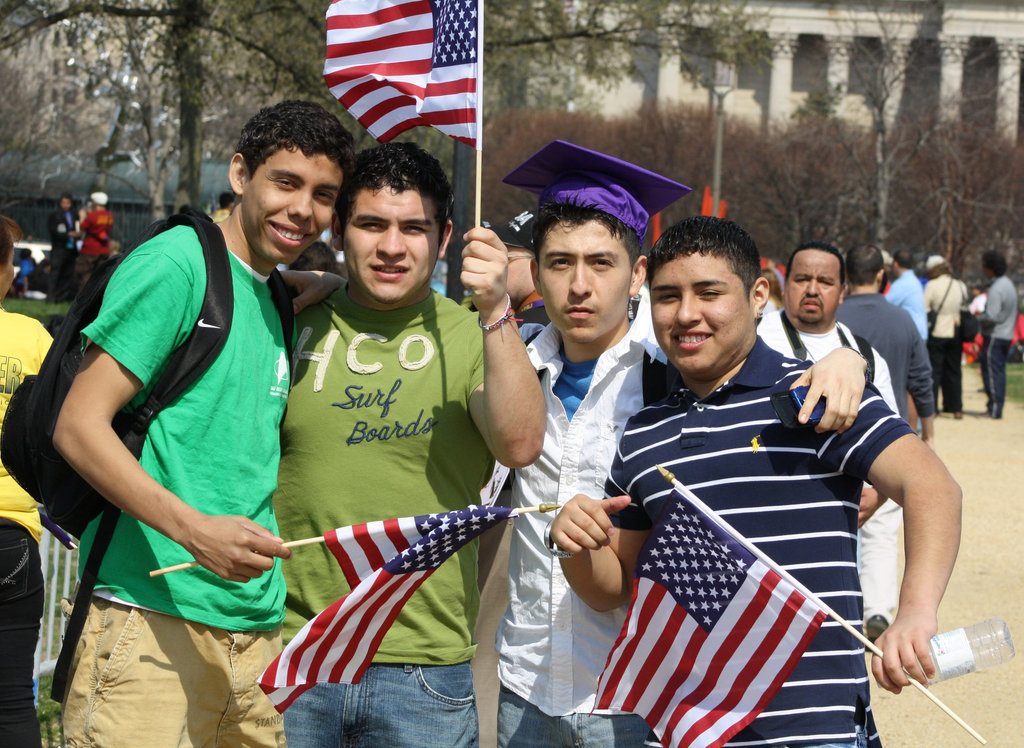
[837,244,937,641]
[977,250,1018,419]
[838,244,936,444]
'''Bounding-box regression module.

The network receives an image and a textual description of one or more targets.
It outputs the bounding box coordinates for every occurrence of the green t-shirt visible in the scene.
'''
[79,225,288,631]
[276,288,492,664]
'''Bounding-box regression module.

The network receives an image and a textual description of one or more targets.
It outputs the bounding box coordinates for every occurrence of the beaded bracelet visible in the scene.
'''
[479,294,515,332]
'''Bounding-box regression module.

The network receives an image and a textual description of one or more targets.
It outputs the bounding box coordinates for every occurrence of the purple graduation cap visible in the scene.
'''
[502,140,691,242]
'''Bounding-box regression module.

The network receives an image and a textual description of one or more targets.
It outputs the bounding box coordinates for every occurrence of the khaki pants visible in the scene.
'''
[62,597,286,748]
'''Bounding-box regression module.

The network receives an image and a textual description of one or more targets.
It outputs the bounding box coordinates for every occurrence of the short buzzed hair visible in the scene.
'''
[892,248,914,270]
[788,241,846,285]
[845,244,885,287]
[982,250,1007,277]
[649,216,761,292]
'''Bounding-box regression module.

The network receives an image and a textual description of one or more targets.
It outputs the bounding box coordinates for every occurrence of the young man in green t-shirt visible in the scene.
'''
[274,142,545,747]
[54,100,355,748]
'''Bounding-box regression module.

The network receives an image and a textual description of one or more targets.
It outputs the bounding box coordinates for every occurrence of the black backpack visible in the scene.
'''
[0,210,295,698]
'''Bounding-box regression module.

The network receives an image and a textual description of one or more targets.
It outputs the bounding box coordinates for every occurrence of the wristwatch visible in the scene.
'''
[544,525,576,559]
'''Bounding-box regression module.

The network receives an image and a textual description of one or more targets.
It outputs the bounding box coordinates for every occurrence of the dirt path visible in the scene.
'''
[870,375,1023,747]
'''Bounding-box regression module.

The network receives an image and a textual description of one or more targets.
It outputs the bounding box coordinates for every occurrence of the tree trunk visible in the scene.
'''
[173,0,205,213]
[872,109,890,250]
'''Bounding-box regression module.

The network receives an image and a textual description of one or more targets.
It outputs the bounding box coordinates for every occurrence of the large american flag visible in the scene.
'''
[323,0,482,147]
[595,492,826,748]
[259,504,513,711]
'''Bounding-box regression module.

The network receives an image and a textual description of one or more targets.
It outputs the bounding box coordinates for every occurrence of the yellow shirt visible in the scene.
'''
[0,310,52,541]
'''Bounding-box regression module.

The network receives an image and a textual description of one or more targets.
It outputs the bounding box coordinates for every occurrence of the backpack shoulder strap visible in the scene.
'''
[119,213,233,438]
[852,335,876,384]
[641,353,675,406]
[50,505,119,699]
[267,269,295,372]
[780,312,808,360]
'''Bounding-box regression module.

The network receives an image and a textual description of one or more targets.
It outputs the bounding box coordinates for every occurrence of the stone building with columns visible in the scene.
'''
[590,1,1024,141]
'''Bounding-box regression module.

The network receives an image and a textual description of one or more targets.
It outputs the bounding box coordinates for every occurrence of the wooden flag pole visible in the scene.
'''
[656,466,985,745]
[149,504,561,578]
[474,148,483,229]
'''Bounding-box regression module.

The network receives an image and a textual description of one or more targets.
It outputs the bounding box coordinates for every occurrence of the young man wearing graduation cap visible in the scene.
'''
[493,143,871,746]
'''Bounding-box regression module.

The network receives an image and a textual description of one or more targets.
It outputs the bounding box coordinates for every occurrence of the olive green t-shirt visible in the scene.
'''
[276,288,492,664]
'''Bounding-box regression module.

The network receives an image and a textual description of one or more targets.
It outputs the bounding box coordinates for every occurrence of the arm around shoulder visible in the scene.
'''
[788,347,867,433]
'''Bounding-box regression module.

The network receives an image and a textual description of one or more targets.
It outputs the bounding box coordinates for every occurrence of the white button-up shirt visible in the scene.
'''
[496,296,663,716]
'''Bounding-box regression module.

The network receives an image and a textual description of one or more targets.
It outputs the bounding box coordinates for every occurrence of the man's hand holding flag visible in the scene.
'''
[592,476,826,748]
[258,503,515,712]
[550,468,982,747]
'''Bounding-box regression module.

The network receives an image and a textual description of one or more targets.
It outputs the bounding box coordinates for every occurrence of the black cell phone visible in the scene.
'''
[771,386,825,429]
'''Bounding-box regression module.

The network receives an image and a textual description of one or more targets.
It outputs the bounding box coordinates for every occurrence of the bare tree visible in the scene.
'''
[2,0,768,214]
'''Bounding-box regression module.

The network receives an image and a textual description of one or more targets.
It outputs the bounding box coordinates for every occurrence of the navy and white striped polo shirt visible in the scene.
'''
[609,339,911,747]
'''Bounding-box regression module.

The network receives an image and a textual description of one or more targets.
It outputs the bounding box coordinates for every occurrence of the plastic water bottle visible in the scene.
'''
[928,618,1015,683]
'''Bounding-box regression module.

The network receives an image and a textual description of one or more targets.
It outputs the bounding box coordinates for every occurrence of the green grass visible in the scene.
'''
[969,359,1024,404]
[1005,362,1024,404]
[3,298,71,322]
[36,674,63,747]
[963,359,1024,404]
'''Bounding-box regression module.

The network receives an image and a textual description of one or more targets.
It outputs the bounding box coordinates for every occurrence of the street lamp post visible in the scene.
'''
[710,61,734,218]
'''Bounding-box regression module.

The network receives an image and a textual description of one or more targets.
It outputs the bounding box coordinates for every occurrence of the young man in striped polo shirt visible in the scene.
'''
[550,216,962,747]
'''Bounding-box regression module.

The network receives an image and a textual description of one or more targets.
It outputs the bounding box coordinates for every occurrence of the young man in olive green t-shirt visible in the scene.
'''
[274,142,544,748]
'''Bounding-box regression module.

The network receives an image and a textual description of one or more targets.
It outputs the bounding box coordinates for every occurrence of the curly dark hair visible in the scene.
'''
[336,142,454,240]
[235,100,355,180]
[648,216,761,292]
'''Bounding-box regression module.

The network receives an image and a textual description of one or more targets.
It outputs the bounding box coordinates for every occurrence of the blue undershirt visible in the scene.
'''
[552,351,597,421]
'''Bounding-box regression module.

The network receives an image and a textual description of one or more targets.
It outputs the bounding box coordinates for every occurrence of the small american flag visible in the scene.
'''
[323,0,483,147]
[259,503,513,711]
[595,492,826,748]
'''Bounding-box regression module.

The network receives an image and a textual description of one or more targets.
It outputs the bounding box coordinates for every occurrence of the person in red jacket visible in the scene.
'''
[76,191,114,292]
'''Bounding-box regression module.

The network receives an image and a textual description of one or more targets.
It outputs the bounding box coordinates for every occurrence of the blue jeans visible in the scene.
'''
[982,336,1010,417]
[497,686,653,747]
[283,662,478,748]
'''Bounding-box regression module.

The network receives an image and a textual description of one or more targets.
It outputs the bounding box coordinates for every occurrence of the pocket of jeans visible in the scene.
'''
[415,664,475,707]
[0,536,31,603]
[93,606,148,692]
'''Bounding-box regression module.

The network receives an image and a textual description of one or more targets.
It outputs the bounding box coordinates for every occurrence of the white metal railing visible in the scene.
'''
[34,531,77,680]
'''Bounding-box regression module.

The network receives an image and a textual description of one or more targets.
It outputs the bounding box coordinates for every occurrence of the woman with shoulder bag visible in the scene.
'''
[923,255,967,419]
